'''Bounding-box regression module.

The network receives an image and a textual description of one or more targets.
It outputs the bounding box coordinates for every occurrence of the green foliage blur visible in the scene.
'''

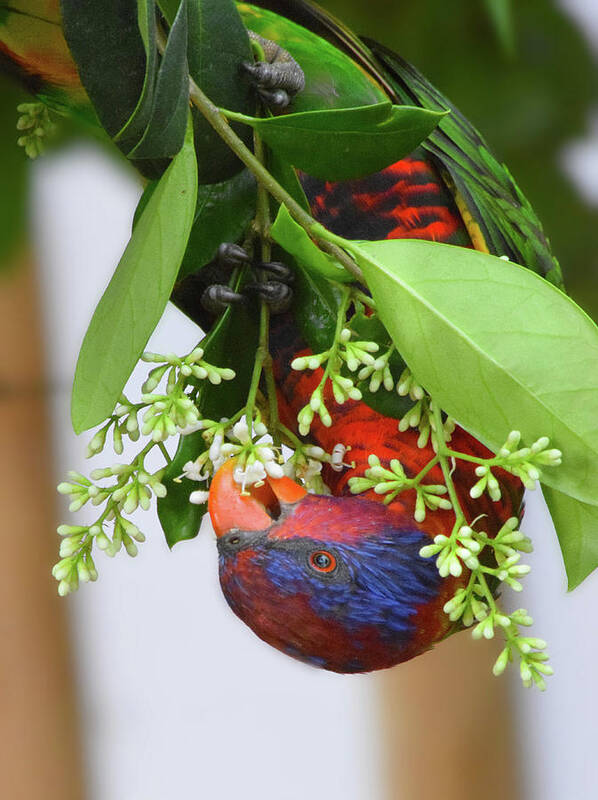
[0,0,596,318]
[0,75,27,271]
[319,0,598,317]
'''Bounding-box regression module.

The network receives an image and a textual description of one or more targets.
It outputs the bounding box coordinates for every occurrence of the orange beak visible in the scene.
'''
[208,458,307,537]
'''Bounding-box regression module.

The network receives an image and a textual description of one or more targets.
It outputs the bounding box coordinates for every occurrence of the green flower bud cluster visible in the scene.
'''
[292,326,383,435]
[139,348,235,443]
[348,454,451,520]
[468,431,562,500]
[420,525,481,577]
[53,511,146,596]
[421,517,551,689]
[396,371,455,448]
[16,102,56,159]
[54,459,166,594]
[54,342,233,594]
[86,395,141,458]
[357,345,395,393]
[141,348,235,391]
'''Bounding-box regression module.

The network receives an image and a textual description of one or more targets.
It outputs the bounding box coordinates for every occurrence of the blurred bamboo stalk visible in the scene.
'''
[0,254,85,800]
[379,633,521,800]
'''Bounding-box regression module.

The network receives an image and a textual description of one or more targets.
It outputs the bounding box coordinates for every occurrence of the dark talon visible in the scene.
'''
[254,261,295,285]
[217,243,251,269]
[201,284,246,314]
[244,281,293,313]
[257,87,291,111]
[244,32,305,111]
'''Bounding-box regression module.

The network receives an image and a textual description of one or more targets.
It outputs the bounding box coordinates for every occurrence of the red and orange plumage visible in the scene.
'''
[209,149,524,673]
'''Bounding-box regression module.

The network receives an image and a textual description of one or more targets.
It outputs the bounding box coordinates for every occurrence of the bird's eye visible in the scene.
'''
[309,550,337,573]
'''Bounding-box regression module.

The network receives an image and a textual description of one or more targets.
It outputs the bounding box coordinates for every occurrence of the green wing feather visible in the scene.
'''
[252,1,563,288]
[363,39,563,288]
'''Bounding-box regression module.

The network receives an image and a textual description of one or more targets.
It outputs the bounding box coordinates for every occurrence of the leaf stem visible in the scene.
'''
[431,403,465,532]
[412,454,440,484]
[252,128,280,444]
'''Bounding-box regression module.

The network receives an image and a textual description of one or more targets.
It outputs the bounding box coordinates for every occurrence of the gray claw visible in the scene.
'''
[201,284,246,314]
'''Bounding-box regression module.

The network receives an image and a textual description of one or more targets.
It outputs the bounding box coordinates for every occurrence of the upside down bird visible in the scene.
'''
[0,0,560,672]
[204,0,560,672]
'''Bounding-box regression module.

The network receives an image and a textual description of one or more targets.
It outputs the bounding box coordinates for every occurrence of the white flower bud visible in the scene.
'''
[189,490,209,505]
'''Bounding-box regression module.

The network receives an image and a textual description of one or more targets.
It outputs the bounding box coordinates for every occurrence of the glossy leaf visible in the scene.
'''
[158,283,259,546]
[347,238,598,510]
[238,3,387,112]
[71,118,198,433]
[271,204,351,283]
[61,0,156,151]
[129,0,189,159]
[543,486,598,590]
[178,169,256,281]
[268,151,310,213]
[225,102,445,180]
[158,430,208,547]
[290,260,343,353]
[113,0,157,147]
[187,0,254,183]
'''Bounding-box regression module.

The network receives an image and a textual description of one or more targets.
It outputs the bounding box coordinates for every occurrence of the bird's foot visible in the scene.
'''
[201,244,294,313]
[244,32,306,111]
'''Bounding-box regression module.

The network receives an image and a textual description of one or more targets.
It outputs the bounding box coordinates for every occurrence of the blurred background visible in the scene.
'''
[1,1,597,798]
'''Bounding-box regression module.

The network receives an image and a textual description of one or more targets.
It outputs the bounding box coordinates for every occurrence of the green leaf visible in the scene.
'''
[128,0,189,159]
[113,0,158,148]
[178,169,256,282]
[187,0,254,183]
[268,151,310,213]
[158,283,259,547]
[346,238,598,509]
[543,486,598,590]
[271,204,351,283]
[61,0,157,151]
[157,0,181,22]
[158,431,208,547]
[71,117,198,434]
[290,260,343,353]
[225,102,445,180]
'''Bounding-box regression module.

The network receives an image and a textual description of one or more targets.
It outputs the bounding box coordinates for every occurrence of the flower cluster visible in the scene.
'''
[282,442,353,493]
[421,518,552,689]
[396,370,455,449]
[16,102,56,159]
[469,430,562,500]
[357,344,396,393]
[182,415,284,497]
[292,327,381,434]
[53,343,236,593]
[53,464,163,595]
[348,454,451,521]
[140,348,234,442]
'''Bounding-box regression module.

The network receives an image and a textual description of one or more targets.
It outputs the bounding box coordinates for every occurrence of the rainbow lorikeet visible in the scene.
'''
[0,1,559,671]
[205,1,560,672]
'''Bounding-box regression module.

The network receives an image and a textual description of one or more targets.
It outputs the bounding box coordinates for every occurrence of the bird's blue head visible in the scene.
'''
[209,460,449,673]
